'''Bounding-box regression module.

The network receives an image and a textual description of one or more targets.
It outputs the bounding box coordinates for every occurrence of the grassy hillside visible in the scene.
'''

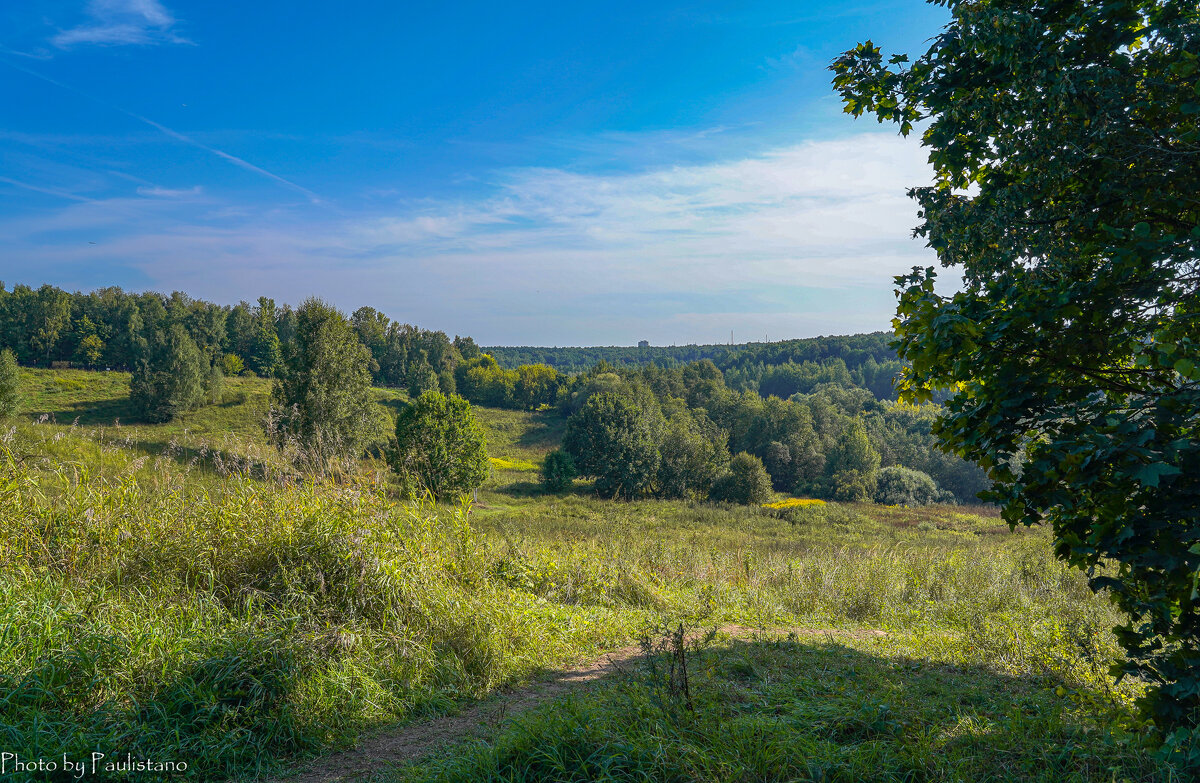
[0,368,1175,781]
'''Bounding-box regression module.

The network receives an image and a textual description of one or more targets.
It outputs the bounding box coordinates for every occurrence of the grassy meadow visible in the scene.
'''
[0,368,1178,781]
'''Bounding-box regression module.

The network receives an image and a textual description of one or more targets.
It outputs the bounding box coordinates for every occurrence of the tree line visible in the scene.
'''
[0,281,982,505]
[484,332,907,400]
[544,359,985,506]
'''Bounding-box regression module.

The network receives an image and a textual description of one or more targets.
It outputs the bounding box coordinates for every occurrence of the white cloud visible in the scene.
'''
[52,0,189,48]
[136,185,203,198]
[341,132,933,288]
[0,132,938,344]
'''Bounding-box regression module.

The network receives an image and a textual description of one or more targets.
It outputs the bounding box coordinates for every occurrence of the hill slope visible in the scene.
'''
[0,368,1171,781]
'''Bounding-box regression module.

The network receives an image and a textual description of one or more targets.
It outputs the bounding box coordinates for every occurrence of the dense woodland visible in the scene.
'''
[485,334,906,400]
[0,281,986,504]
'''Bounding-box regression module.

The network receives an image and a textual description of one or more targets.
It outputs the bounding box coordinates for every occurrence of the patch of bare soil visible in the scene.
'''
[265,625,886,783]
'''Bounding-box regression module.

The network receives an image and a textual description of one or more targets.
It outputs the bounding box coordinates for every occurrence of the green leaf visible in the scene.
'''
[1132,463,1182,488]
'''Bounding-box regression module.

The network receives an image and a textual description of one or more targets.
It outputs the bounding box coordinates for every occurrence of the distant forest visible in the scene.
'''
[484,334,904,400]
[0,282,987,503]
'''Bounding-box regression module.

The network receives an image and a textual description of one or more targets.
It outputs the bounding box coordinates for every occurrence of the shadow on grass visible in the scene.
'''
[435,636,1160,782]
[493,479,600,500]
[264,633,1166,783]
[28,396,140,427]
[515,411,567,451]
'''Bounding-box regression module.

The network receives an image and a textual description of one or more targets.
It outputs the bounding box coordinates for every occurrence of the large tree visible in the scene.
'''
[563,391,661,500]
[833,0,1200,737]
[129,324,208,423]
[271,298,377,466]
[392,391,489,500]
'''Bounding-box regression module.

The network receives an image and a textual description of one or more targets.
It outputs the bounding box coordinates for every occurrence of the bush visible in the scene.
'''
[221,353,245,377]
[710,453,773,505]
[828,470,874,502]
[541,449,577,493]
[0,349,19,418]
[874,466,940,506]
[563,392,660,500]
[129,324,209,423]
[393,391,489,500]
[271,299,380,466]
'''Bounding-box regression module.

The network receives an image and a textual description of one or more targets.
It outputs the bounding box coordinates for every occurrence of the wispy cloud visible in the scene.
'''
[52,0,190,49]
[0,176,96,203]
[0,132,936,344]
[3,62,322,204]
[136,185,202,198]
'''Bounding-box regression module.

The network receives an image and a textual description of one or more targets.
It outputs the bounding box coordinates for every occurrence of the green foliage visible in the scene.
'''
[563,392,661,500]
[834,0,1200,739]
[248,297,283,377]
[656,411,727,499]
[709,452,773,505]
[0,388,1183,780]
[875,465,940,506]
[393,391,489,500]
[840,0,1200,739]
[129,324,209,423]
[515,363,560,410]
[72,315,106,367]
[221,352,245,377]
[0,349,19,417]
[825,420,881,501]
[541,448,577,493]
[271,298,379,466]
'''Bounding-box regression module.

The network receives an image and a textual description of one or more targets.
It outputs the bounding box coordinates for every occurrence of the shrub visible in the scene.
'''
[563,392,661,500]
[874,466,940,506]
[129,324,209,423]
[541,449,577,493]
[710,452,773,505]
[271,299,380,466]
[221,353,245,377]
[393,391,489,500]
[831,469,877,503]
[0,349,19,418]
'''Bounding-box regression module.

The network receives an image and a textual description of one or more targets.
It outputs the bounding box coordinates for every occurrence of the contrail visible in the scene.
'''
[0,176,96,202]
[1,59,322,204]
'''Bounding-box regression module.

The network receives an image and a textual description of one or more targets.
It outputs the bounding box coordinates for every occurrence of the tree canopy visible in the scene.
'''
[271,299,378,466]
[0,349,20,418]
[129,324,211,423]
[392,391,489,500]
[834,0,1200,739]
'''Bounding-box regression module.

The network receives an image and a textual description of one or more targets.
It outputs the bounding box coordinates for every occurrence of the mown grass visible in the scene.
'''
[0,368,1181,780]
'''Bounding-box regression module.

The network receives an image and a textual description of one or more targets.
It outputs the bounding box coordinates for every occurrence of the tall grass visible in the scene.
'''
[0,408,1158,779]
[0,427,640,780]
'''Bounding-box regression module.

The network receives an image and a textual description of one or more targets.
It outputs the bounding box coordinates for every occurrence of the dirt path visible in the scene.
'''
[268,626,887,783]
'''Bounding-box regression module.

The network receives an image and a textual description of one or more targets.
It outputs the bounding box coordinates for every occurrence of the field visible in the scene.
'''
[0,369,1177,781]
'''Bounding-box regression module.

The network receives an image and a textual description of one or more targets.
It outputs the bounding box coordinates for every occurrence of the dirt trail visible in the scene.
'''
[268,626,887,783]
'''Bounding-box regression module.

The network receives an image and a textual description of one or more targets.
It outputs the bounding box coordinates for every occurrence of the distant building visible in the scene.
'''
[637,340,649,348]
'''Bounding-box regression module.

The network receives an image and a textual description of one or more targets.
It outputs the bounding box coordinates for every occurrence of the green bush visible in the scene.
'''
[874,466,940,506]
[393,391,489,500]
[541,449,577,493]
[710,452,773,505]
[0,348,19,418]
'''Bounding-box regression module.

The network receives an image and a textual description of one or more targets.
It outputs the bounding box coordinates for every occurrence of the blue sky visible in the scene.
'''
[1,0,949,346]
